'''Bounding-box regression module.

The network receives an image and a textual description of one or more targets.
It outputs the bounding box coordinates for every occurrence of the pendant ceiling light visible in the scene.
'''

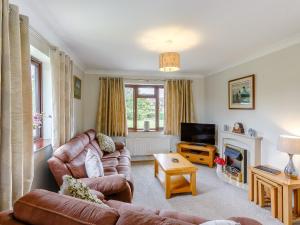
[159,52,180,72]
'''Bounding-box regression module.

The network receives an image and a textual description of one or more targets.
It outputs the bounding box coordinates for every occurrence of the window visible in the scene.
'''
[31,57,42,140]
[125,85,164,131]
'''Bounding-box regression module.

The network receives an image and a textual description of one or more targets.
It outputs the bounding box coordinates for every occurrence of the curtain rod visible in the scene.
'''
[29,26,57,50]
[98,77,165,82]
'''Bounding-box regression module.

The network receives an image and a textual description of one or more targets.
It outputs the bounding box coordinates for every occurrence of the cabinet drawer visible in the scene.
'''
[181,153,210,164]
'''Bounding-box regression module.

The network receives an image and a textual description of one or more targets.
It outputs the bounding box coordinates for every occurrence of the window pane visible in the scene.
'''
[125,87,134,128]
[138,87,154,96]
[137,98,156,129]
[159,88,164,128]
[31,64,37,115]
[31,60,41,140]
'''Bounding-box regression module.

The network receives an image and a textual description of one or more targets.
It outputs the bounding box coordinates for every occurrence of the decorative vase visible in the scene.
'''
[144,121,150,132]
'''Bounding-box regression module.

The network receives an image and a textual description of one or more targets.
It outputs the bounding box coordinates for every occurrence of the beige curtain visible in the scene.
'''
[164,80,194,136]
[96,77,127,136]
[0,2,33,210]
[50,49,73,149]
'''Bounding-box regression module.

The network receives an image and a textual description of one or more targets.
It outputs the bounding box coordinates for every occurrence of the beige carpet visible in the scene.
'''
[131,161,287,225]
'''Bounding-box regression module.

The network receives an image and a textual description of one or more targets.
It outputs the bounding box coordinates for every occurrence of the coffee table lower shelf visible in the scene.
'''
[155,170,194,197]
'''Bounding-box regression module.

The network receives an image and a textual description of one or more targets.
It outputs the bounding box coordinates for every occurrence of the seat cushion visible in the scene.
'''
[116,209,194,225]
[13,189,119,225]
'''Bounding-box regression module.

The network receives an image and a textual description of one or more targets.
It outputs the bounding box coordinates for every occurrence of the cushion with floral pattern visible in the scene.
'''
[97,133,116,153]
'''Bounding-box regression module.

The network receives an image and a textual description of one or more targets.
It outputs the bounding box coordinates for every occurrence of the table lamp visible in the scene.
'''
[278,135,300,179]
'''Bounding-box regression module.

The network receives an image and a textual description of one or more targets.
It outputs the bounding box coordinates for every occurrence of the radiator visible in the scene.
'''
[126,136,171,156]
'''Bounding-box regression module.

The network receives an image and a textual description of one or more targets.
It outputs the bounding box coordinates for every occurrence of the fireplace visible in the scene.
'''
[224,144,247,184]
[218,131,262,189]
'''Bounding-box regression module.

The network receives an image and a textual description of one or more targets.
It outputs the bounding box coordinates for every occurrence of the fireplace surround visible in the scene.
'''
[218,131,263,189]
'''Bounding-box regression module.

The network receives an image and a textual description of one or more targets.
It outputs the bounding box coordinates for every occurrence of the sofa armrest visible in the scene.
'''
[115,142,125,150]
[80,174,129,196]
[159,210,208,224]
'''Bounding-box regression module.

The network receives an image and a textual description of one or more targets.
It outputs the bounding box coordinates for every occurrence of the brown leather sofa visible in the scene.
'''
[0,189,262,225]
[48,129,134,203]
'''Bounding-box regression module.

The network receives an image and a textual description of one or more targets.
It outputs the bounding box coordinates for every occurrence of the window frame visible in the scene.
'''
[31,57,43,140]
[125,84,164,132]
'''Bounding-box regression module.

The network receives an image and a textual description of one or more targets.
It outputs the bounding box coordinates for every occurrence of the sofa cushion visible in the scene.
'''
[59,175,108,207]
[116,209,194,225]
[97,133,116,153]
[85,149,104,178]
[107,200,159,215]
[13,189,119,225]
[85,129,97,141]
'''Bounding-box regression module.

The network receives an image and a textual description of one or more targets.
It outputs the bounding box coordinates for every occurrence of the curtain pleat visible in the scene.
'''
[96,77,127,137]
[0,2,33,210]
[50,49,73,150]
[164,80,194,136]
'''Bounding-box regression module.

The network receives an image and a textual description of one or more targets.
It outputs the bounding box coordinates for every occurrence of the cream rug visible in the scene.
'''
[131,161,287,225]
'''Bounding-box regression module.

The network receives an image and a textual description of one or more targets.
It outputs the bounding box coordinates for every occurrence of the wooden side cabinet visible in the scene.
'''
[177,142,216,168]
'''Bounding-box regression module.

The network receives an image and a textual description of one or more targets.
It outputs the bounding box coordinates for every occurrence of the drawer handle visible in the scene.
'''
[186,155,190,158]
[199,158,204,161]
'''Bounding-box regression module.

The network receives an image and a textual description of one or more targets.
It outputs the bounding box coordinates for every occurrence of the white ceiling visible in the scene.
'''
[13,0,300,76]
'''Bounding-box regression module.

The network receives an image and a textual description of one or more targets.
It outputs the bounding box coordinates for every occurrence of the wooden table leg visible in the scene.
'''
[283,185,293,225]
[248,168,254,201]
[270,186,278,218]
[293,189,300,217]
[277,186,283,222]
[154,159,158,177]
[190,172,197,195]
[254,175,258,204]
[165,174,171,199]
[258,180,265,207]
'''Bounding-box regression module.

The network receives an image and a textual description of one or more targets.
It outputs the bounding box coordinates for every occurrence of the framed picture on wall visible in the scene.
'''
[228,74,255,109]
[74,76,81,99]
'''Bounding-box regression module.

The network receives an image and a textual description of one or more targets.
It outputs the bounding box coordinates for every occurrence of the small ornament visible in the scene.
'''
[232,122,245,134]
[248,128,257,137]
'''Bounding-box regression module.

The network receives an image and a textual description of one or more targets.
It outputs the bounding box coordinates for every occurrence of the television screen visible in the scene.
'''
[181,123,215,145]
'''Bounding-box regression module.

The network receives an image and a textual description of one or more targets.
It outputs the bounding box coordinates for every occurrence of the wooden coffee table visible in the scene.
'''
[153,153,198,199]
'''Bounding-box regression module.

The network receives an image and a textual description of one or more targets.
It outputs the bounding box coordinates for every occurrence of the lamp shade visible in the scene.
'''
[159,52,180,72]
[278,135,300,155]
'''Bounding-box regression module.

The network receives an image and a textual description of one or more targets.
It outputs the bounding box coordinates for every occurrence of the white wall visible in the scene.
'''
[72,65,84,135]
[30,30,84,139]
[204,43,300,170]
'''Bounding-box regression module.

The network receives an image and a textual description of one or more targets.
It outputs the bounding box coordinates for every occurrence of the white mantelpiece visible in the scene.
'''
[217,131,263,189]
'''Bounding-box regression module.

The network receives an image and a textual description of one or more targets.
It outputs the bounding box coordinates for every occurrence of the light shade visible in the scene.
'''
[278,135,300,155]
[159,52,180,72]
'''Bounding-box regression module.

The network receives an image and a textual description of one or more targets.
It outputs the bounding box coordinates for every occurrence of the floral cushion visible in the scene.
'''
[97,133,116,153]
[59,175,109,208]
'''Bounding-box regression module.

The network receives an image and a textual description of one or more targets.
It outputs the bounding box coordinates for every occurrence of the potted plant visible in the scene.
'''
[214,156,225,177]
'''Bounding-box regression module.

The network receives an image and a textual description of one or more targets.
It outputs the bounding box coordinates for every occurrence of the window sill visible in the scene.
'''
[33,138,51,152]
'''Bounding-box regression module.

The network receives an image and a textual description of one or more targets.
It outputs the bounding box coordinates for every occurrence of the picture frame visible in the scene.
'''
[73,76,81,99]
[228,74,255,109]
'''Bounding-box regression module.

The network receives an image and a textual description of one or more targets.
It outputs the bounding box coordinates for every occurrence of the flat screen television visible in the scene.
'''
[181,123,215,145]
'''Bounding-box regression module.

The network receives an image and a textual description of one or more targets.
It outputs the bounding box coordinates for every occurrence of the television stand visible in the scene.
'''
[189,143,207,147]
[177,142,216,168]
